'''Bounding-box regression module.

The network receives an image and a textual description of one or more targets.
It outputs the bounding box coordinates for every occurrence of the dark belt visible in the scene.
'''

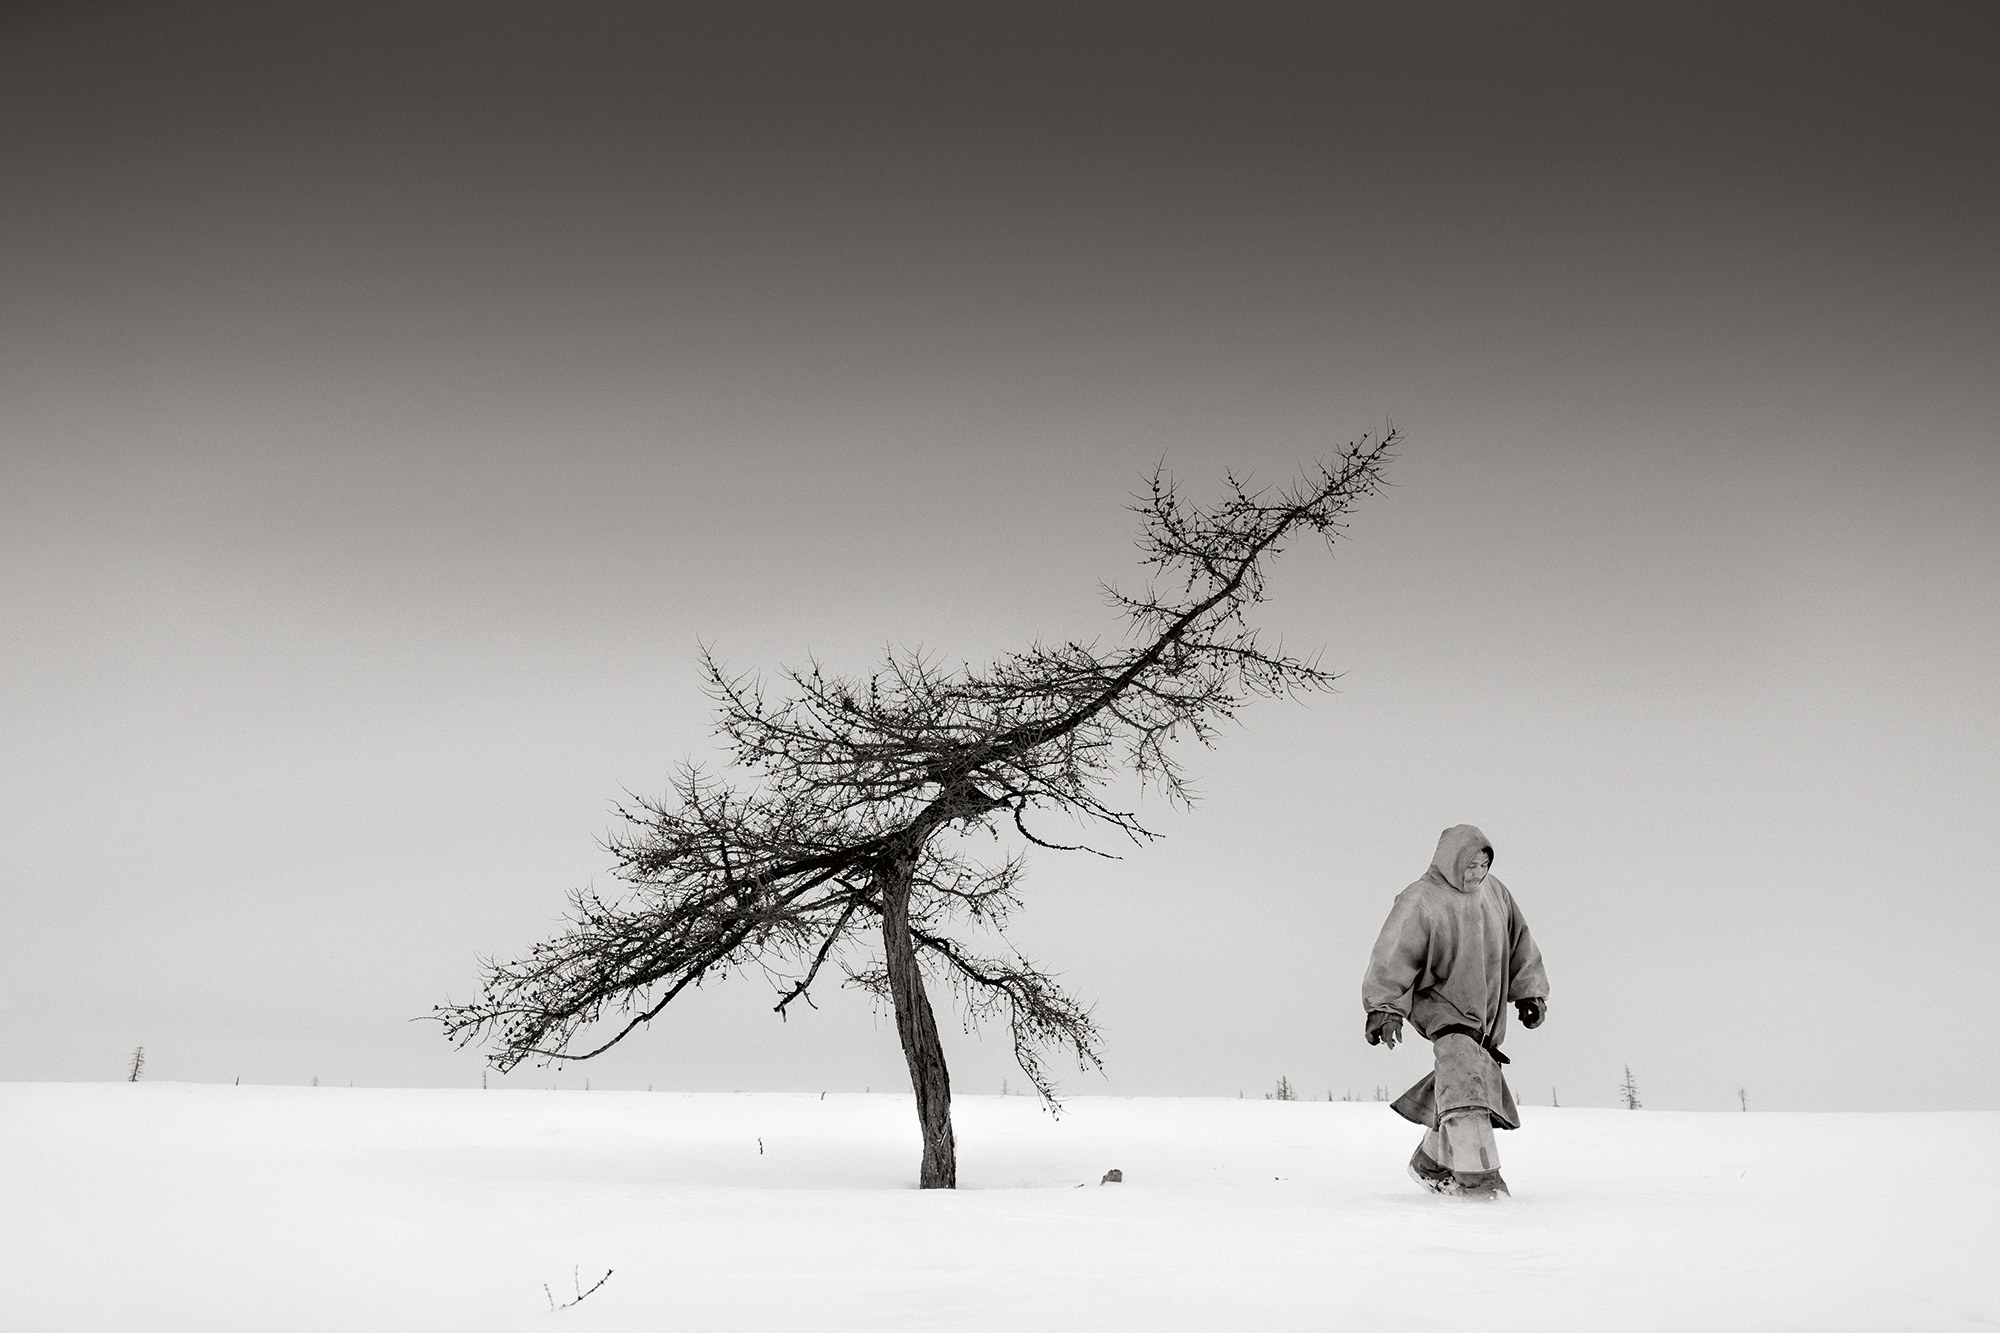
[1431,1023,1510,1065]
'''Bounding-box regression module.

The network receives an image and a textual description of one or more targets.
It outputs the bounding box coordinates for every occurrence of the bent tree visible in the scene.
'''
[435,434,1397,1187]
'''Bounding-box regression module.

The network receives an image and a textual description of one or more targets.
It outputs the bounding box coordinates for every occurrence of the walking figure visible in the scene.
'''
[1363,825,1549,1199]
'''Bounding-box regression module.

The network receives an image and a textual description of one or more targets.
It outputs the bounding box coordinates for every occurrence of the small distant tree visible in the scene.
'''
[1738,1086,1747,1112]
[1265,1075,1296,1101]
[435,437,1398,1188]
[126,1046,144,1082]
[1619,1065,1642,1110]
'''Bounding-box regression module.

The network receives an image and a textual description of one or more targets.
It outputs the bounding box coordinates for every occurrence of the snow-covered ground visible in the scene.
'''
[3,1083,1993,1331]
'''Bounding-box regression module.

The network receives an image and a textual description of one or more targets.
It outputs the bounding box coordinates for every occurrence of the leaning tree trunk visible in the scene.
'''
[877,851,956,1188]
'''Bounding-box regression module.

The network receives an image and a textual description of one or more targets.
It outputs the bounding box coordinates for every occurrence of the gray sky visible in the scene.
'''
[3,2,1996,1111]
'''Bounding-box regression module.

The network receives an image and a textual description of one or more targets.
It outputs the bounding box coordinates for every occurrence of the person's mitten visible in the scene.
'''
[1365,1010,1403,1048]
[1514,996,1547,1029]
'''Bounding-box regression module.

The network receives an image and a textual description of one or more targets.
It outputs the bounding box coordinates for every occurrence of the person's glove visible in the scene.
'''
[1514,996,1547,1029]
[1365,1010,1403,1049]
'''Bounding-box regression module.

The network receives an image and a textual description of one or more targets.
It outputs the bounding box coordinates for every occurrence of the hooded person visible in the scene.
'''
[1363,824,1550,1199]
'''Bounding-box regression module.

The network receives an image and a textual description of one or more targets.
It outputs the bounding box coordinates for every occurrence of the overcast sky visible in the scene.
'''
[4,2,1996,1111]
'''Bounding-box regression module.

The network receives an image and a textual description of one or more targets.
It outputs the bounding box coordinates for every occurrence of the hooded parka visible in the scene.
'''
[1364,824,1549,1129]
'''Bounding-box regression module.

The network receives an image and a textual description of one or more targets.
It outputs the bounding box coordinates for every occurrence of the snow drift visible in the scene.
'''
[1,1083,1992,1331]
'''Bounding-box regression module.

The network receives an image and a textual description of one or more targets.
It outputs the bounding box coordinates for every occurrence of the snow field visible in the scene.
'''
[1,1083,1994,1331]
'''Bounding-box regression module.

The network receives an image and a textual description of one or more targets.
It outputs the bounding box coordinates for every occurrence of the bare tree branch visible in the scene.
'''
[434,433,1397,1146]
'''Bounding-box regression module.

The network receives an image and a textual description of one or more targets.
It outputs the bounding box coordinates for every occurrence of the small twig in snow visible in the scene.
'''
[545,1266,614,1311]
